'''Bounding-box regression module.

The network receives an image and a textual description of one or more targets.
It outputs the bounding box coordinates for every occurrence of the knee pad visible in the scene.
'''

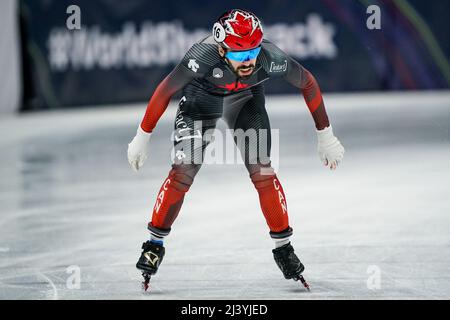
[249,165,276,190]
[168,164,200,192]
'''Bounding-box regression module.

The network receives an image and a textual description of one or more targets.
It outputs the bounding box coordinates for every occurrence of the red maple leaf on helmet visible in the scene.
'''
[227,11,256,38]
[219,9,263,50]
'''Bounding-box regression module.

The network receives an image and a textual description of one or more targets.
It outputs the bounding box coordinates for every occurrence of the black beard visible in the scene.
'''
[224,57,255,78]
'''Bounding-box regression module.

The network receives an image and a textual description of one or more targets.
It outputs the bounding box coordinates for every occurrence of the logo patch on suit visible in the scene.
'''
[188,59,199,72]
[212,68,223,78]
[269,60,287,73]
[218,82,249,91]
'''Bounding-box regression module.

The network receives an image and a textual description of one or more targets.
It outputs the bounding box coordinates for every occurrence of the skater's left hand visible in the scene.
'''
[316,125,345,170]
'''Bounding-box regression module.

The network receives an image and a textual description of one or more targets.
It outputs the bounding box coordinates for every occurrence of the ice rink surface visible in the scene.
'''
[0,91,449,300]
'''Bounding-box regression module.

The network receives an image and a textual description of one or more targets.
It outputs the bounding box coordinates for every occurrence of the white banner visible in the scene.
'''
[47,14,337,72]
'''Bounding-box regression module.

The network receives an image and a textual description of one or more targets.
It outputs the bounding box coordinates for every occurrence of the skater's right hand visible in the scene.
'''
[127,126,152,172]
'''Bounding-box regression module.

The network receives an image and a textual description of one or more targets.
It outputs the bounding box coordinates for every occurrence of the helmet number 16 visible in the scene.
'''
[212,22,226,42]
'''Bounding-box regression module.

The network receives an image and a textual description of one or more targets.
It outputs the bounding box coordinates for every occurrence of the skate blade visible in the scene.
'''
[141,273,151,292]
[294,275,311,292]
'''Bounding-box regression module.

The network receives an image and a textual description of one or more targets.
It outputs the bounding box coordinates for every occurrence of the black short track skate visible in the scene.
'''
[272,242,310,291]
[136,241,165,291]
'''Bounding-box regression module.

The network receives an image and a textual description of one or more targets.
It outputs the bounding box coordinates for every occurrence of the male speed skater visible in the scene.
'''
[127,9,345,291]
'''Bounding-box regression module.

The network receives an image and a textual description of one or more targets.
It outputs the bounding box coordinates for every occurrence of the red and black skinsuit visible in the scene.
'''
[140,36,329,242]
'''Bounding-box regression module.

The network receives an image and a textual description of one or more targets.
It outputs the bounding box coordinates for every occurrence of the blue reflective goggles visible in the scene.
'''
[225,47,261,62]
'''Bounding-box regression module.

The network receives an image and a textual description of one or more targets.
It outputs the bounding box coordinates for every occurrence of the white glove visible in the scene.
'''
[316,125,345,170]
[127,126,152,172]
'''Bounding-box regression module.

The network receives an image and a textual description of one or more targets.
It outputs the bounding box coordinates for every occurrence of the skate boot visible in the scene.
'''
[272,242,310,291]
[136,241,165,291]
